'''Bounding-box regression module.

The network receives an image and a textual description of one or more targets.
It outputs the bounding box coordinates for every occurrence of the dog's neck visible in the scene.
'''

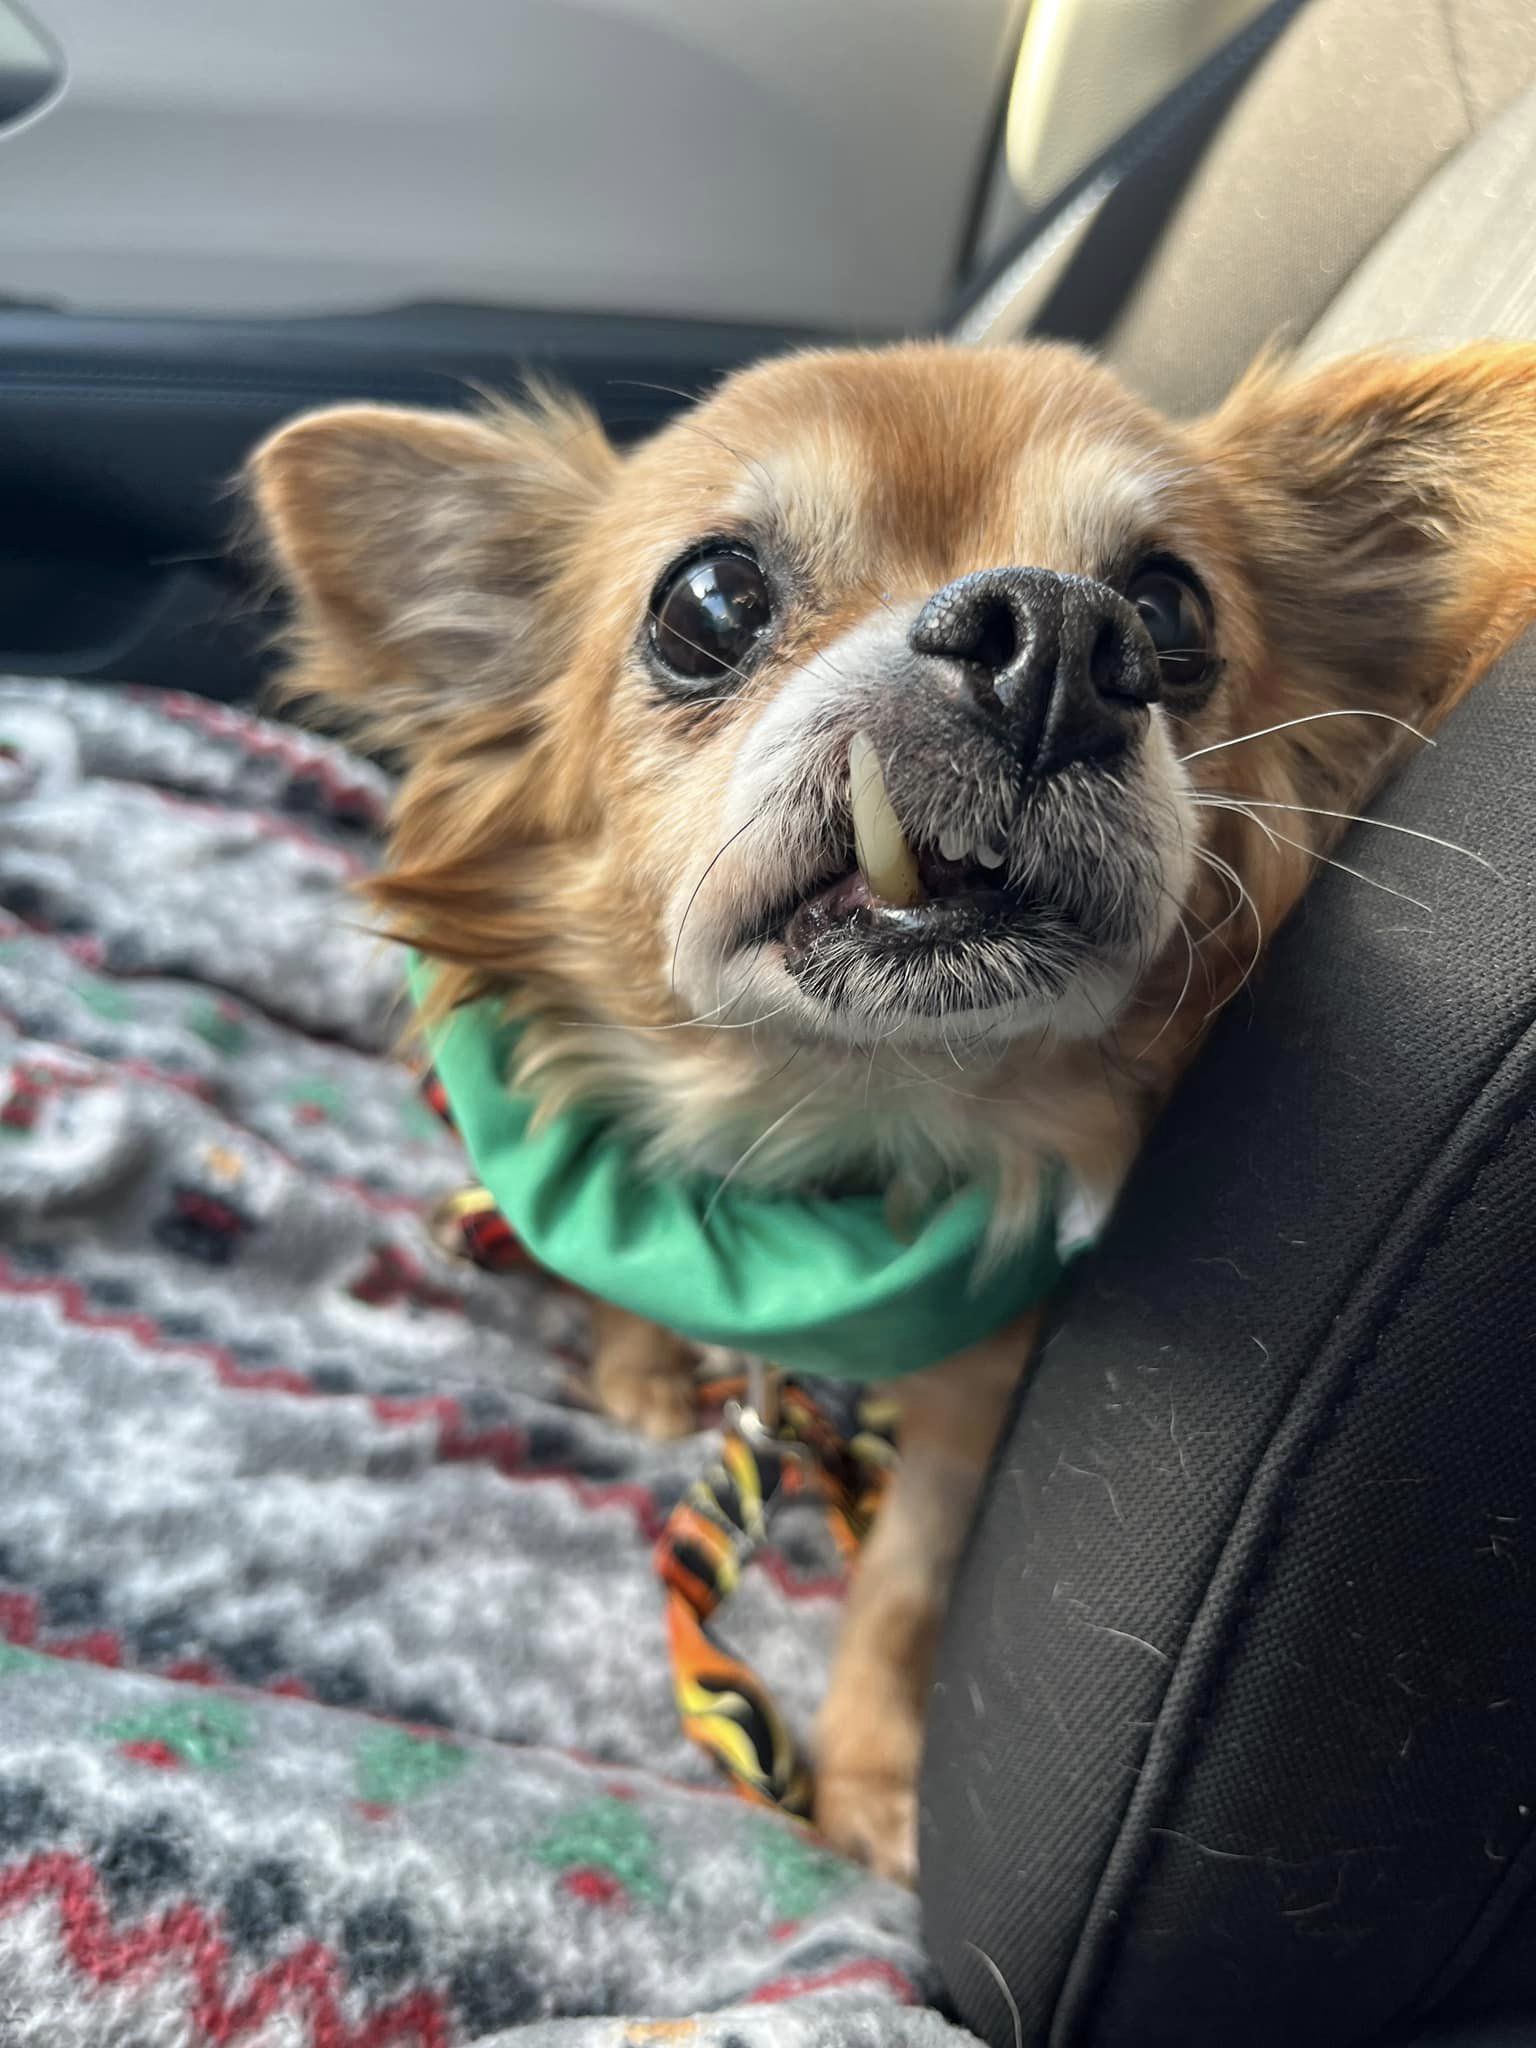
[513,1007,1150,1244]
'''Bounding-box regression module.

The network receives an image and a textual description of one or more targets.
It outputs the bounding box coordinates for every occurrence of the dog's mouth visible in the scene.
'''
[742,731,1090,1018]
[781,844,1031,965]
[706,725,1177,1038]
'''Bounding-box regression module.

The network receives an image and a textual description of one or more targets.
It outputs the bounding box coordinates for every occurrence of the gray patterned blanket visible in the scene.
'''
[0,680,983,2048]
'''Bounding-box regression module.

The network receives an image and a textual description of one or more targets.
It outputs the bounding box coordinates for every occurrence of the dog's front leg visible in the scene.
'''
[589,1297,699,1441]
[813,1313,1040,1883]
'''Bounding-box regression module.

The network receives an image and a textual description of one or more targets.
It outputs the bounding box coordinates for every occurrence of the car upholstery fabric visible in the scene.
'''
[966,0,1536,415]
[1298,76,1536,365]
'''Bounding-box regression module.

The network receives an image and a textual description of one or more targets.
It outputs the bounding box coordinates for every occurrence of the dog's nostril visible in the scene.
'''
[1088,622,1125,698]
[966,598,1020,677]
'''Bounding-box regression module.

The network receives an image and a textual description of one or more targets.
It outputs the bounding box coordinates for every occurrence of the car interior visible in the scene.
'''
[1,0,1533,2043]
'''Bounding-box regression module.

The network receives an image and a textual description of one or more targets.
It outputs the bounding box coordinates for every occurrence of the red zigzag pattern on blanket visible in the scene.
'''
[0,1850,921,2037]
[0,1256,845,1592]
[0,1256,668,1539]
[0,1850,450,2047]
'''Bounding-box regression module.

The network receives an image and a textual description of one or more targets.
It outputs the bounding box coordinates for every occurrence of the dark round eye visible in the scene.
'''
[649,548,773,690]
[1125,562,1215,690]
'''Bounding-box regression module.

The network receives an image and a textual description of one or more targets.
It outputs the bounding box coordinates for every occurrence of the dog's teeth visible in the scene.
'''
[976,841,1007,870]
[938,827,967,863]
[848,732,923,907]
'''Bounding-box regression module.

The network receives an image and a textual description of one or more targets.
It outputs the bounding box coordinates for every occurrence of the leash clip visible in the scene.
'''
[727,1358,802,1456]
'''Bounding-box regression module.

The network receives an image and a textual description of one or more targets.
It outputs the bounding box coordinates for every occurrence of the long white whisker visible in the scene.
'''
[1202,797,1285,858]
[1203,800,1433,913]
[1196,796,1501,876]
[1135,912,1197,1058]
[758,1042,804,1090]
[1191,844,1253,944]
[556,993,788,1039]
[888,1042,1007,1105]
[1165,873,1241,996]
[670,812,764,997]
[1181,708,1432,764]
[700,1079,831,1224]
[862,1036,883,1111]
[562,992,749,1034]
[964,1942,1024,2048]
[1191,845,1265,1012]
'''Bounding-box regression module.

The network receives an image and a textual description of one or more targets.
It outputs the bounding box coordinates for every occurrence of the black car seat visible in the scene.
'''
[923,17,1536,2048]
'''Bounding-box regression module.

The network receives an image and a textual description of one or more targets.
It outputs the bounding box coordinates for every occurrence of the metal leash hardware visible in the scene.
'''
[728,1357,792,1448]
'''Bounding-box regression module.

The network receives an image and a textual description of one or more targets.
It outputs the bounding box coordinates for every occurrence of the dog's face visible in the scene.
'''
[604,347,1236,1053]
[253,340,1536,1164]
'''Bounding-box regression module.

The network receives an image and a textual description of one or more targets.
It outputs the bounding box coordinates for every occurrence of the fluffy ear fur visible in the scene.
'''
[249,389,618,752]
[1192,343,1536,713]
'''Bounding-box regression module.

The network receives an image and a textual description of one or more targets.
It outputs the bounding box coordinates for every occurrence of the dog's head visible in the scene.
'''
[252,341,1536,1188]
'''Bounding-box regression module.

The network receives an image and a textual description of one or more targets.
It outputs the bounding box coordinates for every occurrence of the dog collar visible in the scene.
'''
[411,961,1097,1380]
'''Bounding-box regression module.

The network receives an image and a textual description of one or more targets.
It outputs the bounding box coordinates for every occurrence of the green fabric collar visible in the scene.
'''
[413,961,1096,1380]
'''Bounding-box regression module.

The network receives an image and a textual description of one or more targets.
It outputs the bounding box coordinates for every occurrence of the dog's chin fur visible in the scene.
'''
[251,340,1536,1236]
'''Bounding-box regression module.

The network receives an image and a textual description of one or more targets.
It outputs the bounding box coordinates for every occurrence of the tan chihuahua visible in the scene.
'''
[253,339,1536,1881]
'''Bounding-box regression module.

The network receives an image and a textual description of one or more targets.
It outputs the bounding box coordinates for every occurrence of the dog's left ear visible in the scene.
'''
[250,390,619,750]
[1191,344,1536,704]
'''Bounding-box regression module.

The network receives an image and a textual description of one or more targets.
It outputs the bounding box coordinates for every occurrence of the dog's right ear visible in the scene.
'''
[249,391,618,749]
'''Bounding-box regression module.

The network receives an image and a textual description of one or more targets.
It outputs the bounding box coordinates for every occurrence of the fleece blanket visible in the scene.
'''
[0,679,987,2048]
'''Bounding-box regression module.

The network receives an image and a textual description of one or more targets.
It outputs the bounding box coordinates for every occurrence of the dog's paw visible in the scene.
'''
[588,1301,700,1440]
[814,1767,919,1887]
[594,1362,699,1441]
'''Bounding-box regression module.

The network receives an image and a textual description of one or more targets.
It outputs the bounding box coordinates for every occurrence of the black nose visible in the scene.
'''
[908,566,1158,773]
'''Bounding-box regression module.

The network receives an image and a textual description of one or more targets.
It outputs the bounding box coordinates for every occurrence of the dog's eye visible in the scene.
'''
[649,548,773,689]
[1125,561,1214,690]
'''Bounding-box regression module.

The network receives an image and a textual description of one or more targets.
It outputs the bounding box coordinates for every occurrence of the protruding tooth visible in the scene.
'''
[976,840,1007,870]
[848,732,923,907]
[938,827,967,863]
